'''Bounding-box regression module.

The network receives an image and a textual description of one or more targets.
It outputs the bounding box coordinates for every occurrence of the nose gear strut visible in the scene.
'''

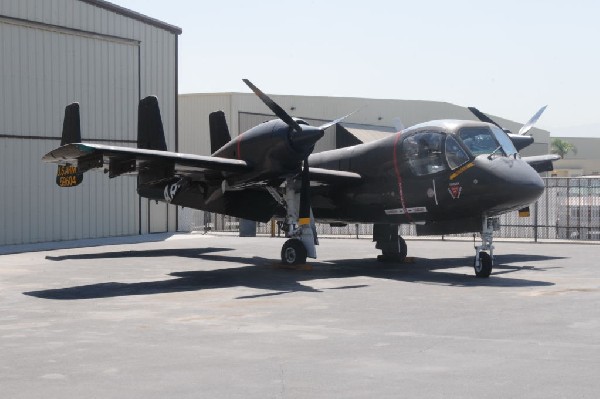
[473,216,498,278]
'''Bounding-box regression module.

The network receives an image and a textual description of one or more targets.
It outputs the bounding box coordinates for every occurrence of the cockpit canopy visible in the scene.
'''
[458,125,518,157]
[402,124,518,177]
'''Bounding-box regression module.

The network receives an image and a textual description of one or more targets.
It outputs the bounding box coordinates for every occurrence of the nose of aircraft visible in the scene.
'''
[474,156,545,212]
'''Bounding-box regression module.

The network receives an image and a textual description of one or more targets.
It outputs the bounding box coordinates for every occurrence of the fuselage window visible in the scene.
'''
[445,135,470,169]
[402,131,448,176]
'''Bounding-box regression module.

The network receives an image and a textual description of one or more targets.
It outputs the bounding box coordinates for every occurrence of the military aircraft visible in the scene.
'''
[42,79,559,278]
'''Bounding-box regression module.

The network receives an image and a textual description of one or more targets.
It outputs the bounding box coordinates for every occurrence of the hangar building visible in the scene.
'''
[0,0,181,246]
[179,92,551,157]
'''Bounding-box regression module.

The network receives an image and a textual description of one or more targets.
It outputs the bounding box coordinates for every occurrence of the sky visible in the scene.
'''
[116,0,600,136]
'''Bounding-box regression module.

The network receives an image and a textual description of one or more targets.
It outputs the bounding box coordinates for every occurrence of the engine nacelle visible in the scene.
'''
[213,118,322,184]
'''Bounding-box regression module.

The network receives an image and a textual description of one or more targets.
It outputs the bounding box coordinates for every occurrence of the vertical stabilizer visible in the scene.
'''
[137,96,167,151]
[209,111,232,154]
[56,103,83,187]
[61,103,81,145]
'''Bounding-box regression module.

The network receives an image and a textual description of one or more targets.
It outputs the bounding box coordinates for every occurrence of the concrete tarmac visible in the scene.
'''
[1,234,599,398]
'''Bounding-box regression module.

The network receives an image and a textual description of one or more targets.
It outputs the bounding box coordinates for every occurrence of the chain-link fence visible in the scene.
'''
[178,177,600,242]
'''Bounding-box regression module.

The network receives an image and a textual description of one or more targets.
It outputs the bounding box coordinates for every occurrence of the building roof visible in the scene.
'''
[80,0,182,34]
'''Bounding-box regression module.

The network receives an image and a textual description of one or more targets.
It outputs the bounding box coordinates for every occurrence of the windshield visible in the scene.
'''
[445,135,470,169]
[458,126,516,157]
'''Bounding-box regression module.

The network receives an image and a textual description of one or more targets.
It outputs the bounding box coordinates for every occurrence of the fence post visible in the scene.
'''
[534,200,538,243]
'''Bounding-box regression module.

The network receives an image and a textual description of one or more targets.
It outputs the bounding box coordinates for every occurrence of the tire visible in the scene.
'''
[281,239,307,265]
[380,236,408,263]
[474,251,492,278]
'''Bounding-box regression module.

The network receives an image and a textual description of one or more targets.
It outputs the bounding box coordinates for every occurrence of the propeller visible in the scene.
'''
[467,107,509,133]
[518,105,547,136]
[243,79,360,242]
[468,105,547,136]
[242,79,360,156]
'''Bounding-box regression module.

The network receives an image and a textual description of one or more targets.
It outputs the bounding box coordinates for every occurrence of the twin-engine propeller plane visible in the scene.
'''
[43,80,559,278]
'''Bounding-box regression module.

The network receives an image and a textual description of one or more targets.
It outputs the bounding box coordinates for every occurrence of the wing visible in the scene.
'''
[522,154,560,173]
[309,167,362,184]
[43,143,251,179]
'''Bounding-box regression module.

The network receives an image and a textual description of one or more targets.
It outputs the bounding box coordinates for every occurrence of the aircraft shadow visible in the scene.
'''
[45,247,233,261]
[25,249,558,301]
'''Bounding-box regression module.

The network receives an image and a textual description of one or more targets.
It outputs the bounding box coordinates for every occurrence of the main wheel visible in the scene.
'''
[281,239,307,266]
[474,251,492,278]
[380,236,408,263]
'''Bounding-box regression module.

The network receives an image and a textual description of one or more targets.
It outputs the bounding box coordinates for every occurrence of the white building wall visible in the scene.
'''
[0,0,179,246]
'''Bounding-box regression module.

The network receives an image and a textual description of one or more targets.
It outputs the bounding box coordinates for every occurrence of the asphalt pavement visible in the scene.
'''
[1,234,599,398]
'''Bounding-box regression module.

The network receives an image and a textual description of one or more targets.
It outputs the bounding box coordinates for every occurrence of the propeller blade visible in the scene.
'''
[298,157,311,226]
[242,79,302,134]
[518,105,547,135]
[467,106,509,132]
[392,117,405,133]
[318,108,362,130]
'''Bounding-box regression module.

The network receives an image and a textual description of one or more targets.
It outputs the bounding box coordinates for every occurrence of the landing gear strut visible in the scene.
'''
[473,217,498,278]
[277,177,318,266]
[374,224,407,263]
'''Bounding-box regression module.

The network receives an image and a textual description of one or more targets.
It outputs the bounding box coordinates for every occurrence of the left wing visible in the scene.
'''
[43,143,251,180]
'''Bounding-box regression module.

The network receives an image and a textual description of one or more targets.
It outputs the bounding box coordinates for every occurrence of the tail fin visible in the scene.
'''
[56,103,84,187]
[209,111,232,154]
[137,96,167,151]
[60,103,82,145]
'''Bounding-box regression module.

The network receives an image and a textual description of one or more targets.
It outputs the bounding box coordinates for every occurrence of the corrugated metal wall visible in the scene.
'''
[0,0,178,246]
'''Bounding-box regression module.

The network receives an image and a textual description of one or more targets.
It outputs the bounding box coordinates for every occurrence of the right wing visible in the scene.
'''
[522,154,560,173]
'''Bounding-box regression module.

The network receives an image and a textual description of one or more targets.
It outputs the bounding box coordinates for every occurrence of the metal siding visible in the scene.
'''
[178,94,233,155]
[1,0,178,245]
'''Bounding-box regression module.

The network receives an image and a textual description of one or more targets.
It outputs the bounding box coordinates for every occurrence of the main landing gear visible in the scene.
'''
[473,217,498,278]
[275,177,318,266]
[374,224,408,263]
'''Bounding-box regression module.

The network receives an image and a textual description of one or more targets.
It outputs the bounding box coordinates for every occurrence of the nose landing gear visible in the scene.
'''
[277,177,318,266]
[473,217,498,278]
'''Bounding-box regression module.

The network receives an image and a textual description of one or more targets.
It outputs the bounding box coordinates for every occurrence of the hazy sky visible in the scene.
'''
[116,0,599,135]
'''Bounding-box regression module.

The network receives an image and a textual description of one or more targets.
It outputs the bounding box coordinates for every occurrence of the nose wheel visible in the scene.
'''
[474,251,492,278]
[473,217,497,278]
